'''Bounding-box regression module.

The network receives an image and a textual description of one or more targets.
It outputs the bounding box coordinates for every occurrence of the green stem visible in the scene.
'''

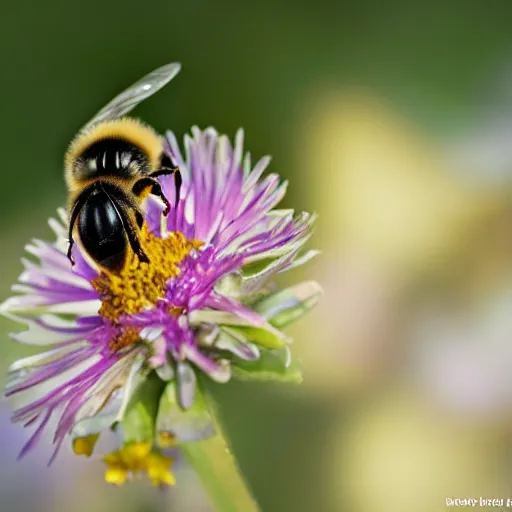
[181,382,259,512]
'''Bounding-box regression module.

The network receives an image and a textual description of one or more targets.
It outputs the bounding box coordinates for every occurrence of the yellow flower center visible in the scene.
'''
[92,225,202,351]
[103,442,175,487]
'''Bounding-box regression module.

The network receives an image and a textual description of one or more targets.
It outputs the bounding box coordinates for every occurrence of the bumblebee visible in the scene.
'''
[64,63,182,271]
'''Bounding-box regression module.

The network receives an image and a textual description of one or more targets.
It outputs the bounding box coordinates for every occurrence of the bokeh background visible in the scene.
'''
[2,1,512,511]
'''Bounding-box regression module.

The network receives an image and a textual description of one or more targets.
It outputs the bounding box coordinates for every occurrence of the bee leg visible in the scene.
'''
[135,210,144,228]
[116,205,149,264]
[67,238,75,266]
[133,177,171,216]
[127,229,150,264]
[150,166,182,205]
[173,169,182,205]
[159,154,175,170]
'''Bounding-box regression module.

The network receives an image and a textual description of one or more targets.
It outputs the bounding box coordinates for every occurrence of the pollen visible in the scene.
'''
[92,225,202,348]
[103,442,175,487]
[109,327,142,352]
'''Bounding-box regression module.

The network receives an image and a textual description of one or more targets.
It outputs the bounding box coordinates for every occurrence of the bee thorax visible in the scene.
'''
[75,138,150,179]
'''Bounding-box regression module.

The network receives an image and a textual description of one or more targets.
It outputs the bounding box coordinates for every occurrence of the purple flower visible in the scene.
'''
[1,127,320,477]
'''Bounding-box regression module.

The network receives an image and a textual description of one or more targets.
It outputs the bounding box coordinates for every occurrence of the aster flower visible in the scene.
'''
[1,125,320,489]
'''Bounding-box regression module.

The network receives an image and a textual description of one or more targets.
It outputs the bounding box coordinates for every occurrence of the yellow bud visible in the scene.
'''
[105,466,128,486]
[72,434,99,457]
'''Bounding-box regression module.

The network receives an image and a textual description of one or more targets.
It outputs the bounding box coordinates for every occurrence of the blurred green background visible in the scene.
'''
[3,1,512,511]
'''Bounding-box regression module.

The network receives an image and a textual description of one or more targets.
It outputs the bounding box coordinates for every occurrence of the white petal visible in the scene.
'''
[140,326,164,342]
[243,156,271,190]
[8,354,102,413]
[189,309,257,326]
[9,314,94,345]
[282,250,321,272]
[8,342,87,372]
[76,349,145,424]
[48,216,67,240]
[177,361,196,409]
[19,259,91,290]
[47,300,101,315]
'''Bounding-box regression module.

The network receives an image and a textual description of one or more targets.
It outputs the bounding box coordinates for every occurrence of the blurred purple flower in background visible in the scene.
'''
[413,292,512,416]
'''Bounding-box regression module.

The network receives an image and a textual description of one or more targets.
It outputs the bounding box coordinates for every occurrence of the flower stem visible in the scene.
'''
[181,381,259,512]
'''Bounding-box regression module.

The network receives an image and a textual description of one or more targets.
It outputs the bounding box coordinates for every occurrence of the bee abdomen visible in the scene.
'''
[78,190,127,271]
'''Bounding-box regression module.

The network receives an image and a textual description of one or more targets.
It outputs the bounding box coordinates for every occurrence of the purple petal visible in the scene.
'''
[182,345,231,383]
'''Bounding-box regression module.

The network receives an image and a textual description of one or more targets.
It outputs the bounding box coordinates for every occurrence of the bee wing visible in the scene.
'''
[83,62,181,129]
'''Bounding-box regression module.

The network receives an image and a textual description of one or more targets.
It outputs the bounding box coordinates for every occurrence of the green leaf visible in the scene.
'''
[226,324,289,349]
[253,280,322,328]
[214,272,243,299]
[191,310,291,349]
[156,379,214,446]
[242,256,281,277]
[215,328,260,360]
[240,250,297,296]
[122,371,165,443]
[232,347,303,384]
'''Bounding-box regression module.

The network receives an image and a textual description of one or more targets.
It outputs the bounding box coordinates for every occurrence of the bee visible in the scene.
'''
[64,63,182,271]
